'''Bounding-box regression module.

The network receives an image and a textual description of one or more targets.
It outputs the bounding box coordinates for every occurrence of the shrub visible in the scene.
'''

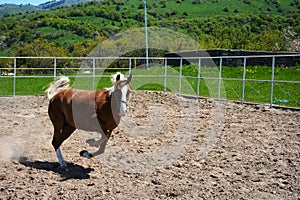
[223,6,229,12]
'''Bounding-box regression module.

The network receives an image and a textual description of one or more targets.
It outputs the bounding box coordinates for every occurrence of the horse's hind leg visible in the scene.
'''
[52,123,75,168]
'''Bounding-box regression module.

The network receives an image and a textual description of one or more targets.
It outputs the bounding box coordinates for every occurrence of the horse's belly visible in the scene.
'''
[77,121,103,132]
[72,111,103,132]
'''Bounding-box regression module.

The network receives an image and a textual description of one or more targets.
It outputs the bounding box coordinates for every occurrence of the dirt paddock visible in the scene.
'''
[0,91,299,199]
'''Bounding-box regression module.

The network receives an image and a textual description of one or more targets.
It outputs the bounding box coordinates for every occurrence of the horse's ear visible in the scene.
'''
[127,73,132,82]
[116,74,121,82]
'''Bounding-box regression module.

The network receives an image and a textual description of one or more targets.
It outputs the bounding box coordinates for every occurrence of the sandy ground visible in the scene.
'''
[0,91,299,199]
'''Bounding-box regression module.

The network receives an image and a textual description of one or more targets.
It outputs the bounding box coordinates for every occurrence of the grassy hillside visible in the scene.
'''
[39,0,94,9]
[126,0,299,18]
[0,0,299,58]
[0,3,41,16]
[0,0,95,16]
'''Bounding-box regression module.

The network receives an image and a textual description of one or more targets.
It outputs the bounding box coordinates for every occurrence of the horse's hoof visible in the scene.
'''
[59,164,68,171]
[80,150,93,159]
[60,166,69,171]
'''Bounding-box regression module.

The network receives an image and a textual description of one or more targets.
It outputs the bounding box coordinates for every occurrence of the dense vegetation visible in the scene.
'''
[0,0,299,61]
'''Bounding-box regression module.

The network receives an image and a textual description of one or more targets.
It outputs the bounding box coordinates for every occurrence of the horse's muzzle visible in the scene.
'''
[119,100,127,117]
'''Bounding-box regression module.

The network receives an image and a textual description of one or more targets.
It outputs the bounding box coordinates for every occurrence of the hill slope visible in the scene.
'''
[0,0,96,16]
[0,0,299,57]
[38,0,95,9]
[0,3,41,16]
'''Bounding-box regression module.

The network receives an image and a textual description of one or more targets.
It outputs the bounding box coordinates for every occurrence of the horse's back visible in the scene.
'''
[48,88,109,131]
[49,88,108,106]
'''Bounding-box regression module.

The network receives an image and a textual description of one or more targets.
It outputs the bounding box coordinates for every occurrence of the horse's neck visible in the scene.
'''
[95,90,115,109]
[96,90,121,129]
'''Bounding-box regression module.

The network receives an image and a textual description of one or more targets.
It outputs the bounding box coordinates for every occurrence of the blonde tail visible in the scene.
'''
[45,76,70,100]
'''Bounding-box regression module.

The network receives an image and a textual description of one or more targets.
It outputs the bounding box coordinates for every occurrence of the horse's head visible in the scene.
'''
[112,73,132,117]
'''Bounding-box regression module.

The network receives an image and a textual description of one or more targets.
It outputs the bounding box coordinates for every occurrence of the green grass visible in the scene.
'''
[0,65,299,107]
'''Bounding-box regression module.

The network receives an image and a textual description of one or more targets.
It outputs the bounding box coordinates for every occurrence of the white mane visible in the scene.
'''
[110,72,125,85]
[106,72,126,94]
[45,76,70,100]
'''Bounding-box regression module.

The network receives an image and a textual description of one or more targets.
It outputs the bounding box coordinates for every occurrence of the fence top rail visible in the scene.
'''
[0,54,300,60]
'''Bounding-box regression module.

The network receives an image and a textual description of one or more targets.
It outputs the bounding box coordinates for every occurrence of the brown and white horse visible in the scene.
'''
[46,73,132,168]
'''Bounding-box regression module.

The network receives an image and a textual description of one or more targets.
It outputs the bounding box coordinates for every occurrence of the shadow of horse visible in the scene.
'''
[18,156,94,181]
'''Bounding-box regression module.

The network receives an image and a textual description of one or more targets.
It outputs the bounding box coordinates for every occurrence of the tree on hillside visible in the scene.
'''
[282,27,300,51]
[209,26,252,49]
[12,39,68,72]
[13,39,67,57]
[251,30,283,51]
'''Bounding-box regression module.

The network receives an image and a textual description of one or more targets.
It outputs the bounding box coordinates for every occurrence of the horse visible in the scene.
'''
[46,73,132,169]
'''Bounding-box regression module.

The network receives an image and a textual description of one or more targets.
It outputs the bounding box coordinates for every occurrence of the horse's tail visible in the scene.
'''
[45,76,70,100]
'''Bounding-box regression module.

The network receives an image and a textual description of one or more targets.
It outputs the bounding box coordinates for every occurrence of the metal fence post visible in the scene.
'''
[13,58,16,96]
[54,57,57,79]
[241,57,247,104]
[218,57,222,100]
[197,58,201,98]
[270,56,275,108]
[129,57,132,74]
[92,58,96,90]
[164,58,167,93]
[178,58,183,96]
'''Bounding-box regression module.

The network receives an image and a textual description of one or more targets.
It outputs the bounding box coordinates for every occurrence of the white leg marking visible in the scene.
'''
[56,148,67,168]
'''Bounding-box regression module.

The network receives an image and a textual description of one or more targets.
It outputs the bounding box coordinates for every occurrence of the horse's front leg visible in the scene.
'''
[86,137,104,148]
[86,128,111,147]
[81,130,112,159]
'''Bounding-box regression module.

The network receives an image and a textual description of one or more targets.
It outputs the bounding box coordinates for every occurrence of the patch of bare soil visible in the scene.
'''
[0,91,299,199]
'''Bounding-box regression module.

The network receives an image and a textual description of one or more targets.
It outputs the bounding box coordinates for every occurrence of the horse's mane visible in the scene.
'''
[106,72,127,95]
[104,86,113,95]
[45,76,70,100]
[45,72,126,100]
[110,72,125,85]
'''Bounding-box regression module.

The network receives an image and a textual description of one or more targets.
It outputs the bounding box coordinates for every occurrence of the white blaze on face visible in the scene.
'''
[119,84,129,116]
